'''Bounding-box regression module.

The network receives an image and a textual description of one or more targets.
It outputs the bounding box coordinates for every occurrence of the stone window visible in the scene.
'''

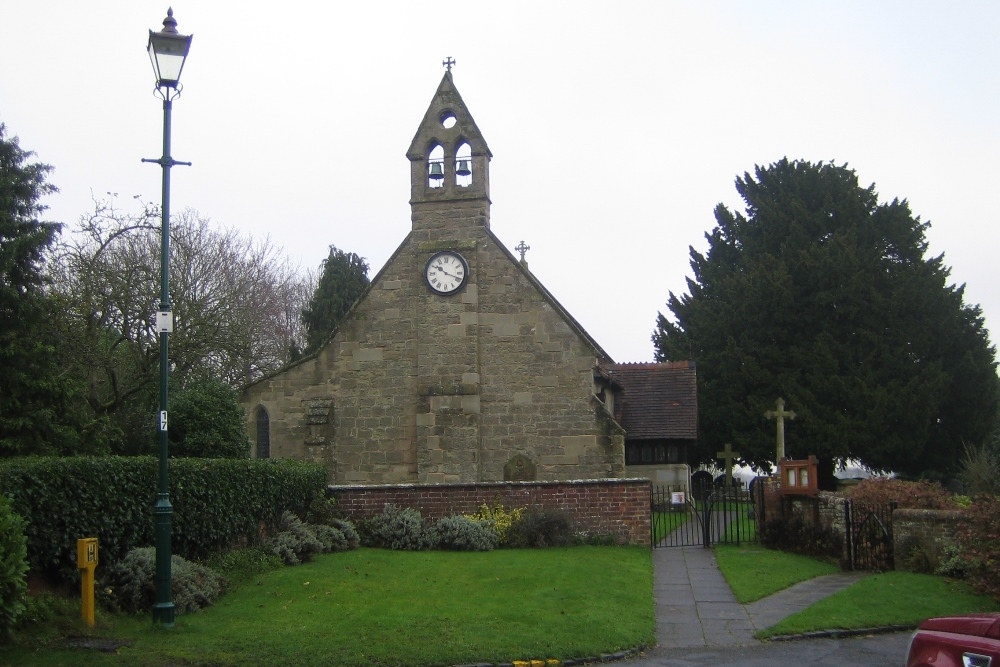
[255,407,270,459]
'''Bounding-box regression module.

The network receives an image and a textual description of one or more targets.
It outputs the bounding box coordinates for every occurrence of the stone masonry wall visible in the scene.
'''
[241,224,622,484]
[893,509,963,573]
[328,478,651,546]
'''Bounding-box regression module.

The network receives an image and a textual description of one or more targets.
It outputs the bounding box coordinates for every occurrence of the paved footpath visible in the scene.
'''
[652,545,867,649]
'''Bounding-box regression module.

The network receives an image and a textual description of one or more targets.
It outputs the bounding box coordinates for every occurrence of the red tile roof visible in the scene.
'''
[602,361,697,441]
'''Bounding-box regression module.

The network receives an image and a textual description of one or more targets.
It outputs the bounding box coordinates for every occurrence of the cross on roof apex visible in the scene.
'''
[442,56,456,71]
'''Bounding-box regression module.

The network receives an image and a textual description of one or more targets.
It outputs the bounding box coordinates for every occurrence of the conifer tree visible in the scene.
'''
[301,245,369,354]
[654,159,999,484]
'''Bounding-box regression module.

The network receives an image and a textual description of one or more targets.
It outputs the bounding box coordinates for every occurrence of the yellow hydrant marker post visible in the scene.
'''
[76,538,98,627]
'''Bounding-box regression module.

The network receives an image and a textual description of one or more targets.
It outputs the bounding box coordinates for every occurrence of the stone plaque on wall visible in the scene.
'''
[504,454,536,482]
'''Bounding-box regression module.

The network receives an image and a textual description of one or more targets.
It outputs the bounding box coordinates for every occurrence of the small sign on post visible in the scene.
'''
[76,537,99,627]
[778,456,819,496]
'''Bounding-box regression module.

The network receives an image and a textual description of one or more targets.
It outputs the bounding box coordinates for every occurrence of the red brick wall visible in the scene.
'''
[328,478,651,546]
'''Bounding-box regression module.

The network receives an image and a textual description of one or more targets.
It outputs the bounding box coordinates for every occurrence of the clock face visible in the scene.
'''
[424,251,469,295]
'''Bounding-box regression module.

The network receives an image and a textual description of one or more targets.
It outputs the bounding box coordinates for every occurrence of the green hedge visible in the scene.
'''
[0,457,326,586]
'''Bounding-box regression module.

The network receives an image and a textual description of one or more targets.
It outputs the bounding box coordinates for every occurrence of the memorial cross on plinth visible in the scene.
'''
[765,397,796,462]
[717,442,741,487]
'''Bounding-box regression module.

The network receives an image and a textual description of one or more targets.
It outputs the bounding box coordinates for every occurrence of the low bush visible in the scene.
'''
[506,509,575,548]
[935,544,974,580]
[263,512,323,565]
[330,518,360,549]
[759,513,843,561]
[100,547,224,614]
[423,516,498,551]
[462,503,523,546]
[847,478,956,510]
[955,494,1000,600]
[362,505,426,550]
[0,494,28,639]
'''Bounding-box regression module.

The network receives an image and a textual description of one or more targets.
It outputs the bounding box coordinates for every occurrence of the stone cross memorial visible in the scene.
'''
[716,442,740,487]
[765,397,796,462]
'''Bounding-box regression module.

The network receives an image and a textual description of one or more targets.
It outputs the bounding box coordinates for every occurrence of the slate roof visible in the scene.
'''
[602,361,697,441]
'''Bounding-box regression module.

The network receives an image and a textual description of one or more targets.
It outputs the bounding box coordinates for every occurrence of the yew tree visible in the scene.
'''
[301,245,370,354]
[653,159,999,485]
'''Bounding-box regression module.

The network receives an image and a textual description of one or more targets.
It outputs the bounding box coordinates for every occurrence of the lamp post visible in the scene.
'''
[142,7,192,628]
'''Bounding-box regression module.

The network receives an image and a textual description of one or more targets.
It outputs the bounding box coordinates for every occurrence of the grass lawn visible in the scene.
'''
[652,510,691,543]
[713,543,1000,637]
[759,571,1000,638]
[714,544,839,603]
[6,546,654,667]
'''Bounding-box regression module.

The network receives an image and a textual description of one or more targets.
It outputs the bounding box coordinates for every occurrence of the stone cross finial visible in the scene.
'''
[515,240,530,262]
[717,443,740,487]
[443,57,456,71]
[765,397,796,462]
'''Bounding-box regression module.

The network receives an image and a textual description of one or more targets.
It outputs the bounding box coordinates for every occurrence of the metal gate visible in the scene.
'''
[651,484,762,548]
[845,500,896,571]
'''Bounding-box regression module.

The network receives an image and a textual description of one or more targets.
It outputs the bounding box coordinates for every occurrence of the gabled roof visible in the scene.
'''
[603,361,697,441]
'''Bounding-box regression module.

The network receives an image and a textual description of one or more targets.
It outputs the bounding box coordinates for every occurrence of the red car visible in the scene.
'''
[906,613,1000,667]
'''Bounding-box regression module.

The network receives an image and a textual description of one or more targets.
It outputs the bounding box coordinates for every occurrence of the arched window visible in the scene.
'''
[455,141,472,187]
[427,144,445,188]
[255,407,270,459]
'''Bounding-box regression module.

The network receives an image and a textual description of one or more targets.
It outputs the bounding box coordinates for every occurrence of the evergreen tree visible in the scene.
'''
[0,124,81,455]
[301,245,369,353]
[654,159,999,484]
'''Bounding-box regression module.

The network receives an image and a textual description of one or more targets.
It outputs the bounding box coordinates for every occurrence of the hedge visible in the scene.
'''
[0,457,326,586]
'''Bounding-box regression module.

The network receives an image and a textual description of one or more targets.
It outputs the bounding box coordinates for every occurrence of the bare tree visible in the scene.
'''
[49,198,309,436]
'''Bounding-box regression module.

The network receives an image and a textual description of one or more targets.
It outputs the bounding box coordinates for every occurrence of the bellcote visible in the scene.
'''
[407,71,492,211]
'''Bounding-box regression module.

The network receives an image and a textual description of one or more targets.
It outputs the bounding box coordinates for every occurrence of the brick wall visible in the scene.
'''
[328,478,651,546]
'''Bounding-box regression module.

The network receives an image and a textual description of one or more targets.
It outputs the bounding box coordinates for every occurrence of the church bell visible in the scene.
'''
[428,162,444,181]
[455,159,471,177]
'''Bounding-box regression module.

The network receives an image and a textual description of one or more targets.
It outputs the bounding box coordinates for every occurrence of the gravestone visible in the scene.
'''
[691,470,713,500]
[503,454,537,482]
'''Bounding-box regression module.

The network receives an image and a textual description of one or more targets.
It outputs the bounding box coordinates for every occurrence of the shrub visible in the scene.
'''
[0,457,325,586]
[169,378,251,459]
[463,503,523,546]
[362,505,425,550]
[759,513,843,561]
[959,441,1000,496]
[0,494,28,639]
[262,512,323,565]
[506,509,575,548]
[847,478,956,510]
[935,543,974,580]
[312,524,350,553]
[423,516,498,551]
[955,494,1000,600]
[100,547,224,614]
[330,518,360,549]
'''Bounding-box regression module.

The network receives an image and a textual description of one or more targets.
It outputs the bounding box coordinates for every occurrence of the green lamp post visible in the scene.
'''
[142,7,192,627]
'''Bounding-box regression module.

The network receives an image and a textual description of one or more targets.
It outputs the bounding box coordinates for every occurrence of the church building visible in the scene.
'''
[241,70,697,487]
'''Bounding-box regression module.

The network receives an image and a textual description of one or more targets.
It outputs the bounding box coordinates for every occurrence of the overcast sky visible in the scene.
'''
[3,1,998,364]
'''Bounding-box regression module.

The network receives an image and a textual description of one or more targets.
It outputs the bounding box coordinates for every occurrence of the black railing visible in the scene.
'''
[845,500,897,571]
[651,483,763,548]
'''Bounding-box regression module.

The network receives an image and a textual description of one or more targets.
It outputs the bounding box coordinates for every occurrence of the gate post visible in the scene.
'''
[844,499,854,571]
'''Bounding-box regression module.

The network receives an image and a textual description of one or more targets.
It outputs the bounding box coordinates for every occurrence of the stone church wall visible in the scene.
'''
[328,478,651,546]
[241,224,624,485]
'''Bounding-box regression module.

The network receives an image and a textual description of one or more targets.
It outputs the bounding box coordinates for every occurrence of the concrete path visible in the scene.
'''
[653,545,866,649]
